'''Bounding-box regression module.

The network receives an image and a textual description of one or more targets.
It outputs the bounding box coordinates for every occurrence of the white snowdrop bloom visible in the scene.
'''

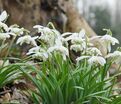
[33,25,51,33]
[76,55,106,66]
[71,37,86,51]
[32,52,48,61]
[16,35,38,46]
[70,44,86,52]
[64,33,78,41]
[48,42,69,60]
[71,37,85,44]
[34,25,60,46]
[101,34,119,52]
[55,37,63,46]
[51,29,60,36]
[33,25,43,30]
[78,29,86,38]
[0,11,8,22]
[34,25,60,36]
[88,56,106,66]
[27,46,48,61]
[8,27,24,35]
[0,21,8,31]
[106,51,121,64]
[26,46,41,55]
[39,34,56,46]
[86,47,102,56]
[55,36,68,47]
[63,29,86,41]
[106,51,121,58]
[63,30,87,51]
[0,33,11,40]
[29,51,48,61]
[76,56,90,62]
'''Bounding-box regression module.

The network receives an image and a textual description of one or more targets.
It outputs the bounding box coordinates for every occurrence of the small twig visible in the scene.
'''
[0,90,11,95]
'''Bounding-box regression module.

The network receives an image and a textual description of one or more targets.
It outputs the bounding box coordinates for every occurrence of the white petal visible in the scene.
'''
[88,56,106,66]
[0,22,8,31]
[76,56,90,62]
[61,32,72,37]
[79,29,85,38]
[0,11,8,22]
[0,33,10,40]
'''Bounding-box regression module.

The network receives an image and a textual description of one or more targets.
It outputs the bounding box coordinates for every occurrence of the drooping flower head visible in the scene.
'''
[76,55,106,66]
[48,38,69,60]
[101,34,119,52]
[16,35,38,46]
[27,46,48,61]
[106,51,121,64]
[33,25,60,46]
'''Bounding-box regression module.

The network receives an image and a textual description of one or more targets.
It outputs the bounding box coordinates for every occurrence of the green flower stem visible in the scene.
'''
[2,37,15,66]
[0,39,5,56]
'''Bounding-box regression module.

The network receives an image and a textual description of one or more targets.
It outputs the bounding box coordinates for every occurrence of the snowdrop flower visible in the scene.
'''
[63,29,87,52]
[71,37,85,44]
[39,34,55,46]
[76,56,90,62]
[0,32,16,40]
[34,25,60,46]
[64,33,78,41]
[76,55,106,66]
[48,45,69,60]
[55,36,68,47]
[26,46,41,55]
[8,26,24,36]
[27,46,48,61]
[33,25,60,36]
[33,25,52,33]
[71,38,86,51]
[31,52,48,61]
[48,40,69,60]
[16,35,38,46]
[88,56,106,66]
[0,21,8,31]
[70,44,85,52]
[0,33,10,40]
[63,29,86,41]
[106,51,121,64]
[101,34,119,52]
[86,47,102,56]
[0,11,8,22]
[78,29,86,38]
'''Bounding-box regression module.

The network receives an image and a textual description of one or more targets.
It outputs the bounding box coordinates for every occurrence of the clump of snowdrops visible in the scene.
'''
[0,11,30,88]
[1,11,121,103]
[18,22,121,103]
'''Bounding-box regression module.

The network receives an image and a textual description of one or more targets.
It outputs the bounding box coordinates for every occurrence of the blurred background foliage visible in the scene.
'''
[75,0,121,43]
